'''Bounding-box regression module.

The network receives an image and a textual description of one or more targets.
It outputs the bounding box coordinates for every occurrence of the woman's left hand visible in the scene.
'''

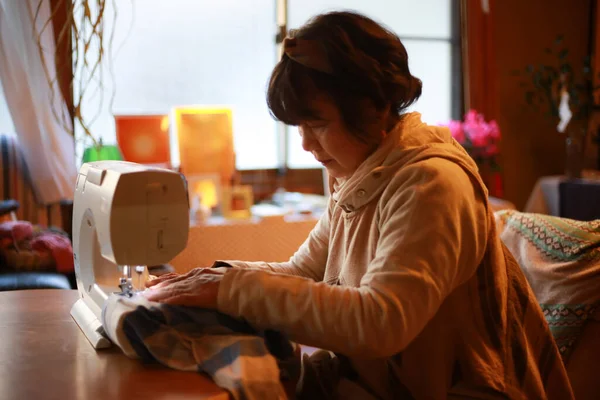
[142,268,225,309]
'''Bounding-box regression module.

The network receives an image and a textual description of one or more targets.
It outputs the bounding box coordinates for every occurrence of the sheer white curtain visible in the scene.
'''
[0,0,76,203]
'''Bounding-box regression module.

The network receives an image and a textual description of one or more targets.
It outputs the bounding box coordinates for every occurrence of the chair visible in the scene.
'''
[0,199,71,291]
[0,199,19,221]
[0,134,74,291]
[495,210,600,399]
[558,180,600,221]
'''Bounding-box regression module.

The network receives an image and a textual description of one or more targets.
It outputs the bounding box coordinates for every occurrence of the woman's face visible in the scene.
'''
[298,98,381,178]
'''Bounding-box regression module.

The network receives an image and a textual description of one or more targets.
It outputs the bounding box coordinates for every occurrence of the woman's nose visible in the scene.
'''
[299,126,318,152]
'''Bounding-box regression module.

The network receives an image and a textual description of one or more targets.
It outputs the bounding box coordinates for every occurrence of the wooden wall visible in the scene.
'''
[475,0,594,209]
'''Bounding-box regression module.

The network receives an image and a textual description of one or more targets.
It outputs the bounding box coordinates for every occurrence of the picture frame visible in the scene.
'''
[170,106,235,185]
[221,185,254,219]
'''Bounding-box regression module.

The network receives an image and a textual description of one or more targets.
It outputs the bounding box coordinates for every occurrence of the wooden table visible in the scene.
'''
[524,169,600,216]
[0,290,227,400]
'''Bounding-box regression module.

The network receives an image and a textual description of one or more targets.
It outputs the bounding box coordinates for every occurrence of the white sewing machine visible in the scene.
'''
[70,161,189,349]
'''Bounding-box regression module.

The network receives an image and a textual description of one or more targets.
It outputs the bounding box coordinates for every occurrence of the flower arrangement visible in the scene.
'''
[512,34,598,127]
[511,34,600,177]
[445,110,502,171]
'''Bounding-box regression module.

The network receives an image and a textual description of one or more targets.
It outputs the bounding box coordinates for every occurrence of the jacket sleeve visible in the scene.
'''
[217,159,489,358]
[214,200,332,282]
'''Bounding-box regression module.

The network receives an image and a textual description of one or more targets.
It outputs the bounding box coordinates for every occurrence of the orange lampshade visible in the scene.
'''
[115,115,171,167]
[171,106,234,185]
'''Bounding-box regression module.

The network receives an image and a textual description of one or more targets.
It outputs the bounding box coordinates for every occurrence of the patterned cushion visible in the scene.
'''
[494,210,600,361]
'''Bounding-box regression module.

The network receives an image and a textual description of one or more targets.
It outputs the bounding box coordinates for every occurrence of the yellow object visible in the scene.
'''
[171,106,235,186]
[221,185,253,219]
[191,178,218,209]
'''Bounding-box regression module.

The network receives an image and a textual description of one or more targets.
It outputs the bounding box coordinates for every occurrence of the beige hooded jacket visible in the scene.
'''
[216,113,573,399]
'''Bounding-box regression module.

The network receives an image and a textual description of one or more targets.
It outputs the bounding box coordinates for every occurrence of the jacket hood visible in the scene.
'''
[330,112,488,212]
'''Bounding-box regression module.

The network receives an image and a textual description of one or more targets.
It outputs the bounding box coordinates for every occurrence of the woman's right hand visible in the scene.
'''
[145,267,224,290]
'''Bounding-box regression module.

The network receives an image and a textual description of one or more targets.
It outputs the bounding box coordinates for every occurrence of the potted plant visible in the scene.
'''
[444,110,503,197]
[36,0,123,162]
[512,35,600,178]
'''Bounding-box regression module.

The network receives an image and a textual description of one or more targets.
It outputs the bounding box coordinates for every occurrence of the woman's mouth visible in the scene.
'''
[319,159,332,166]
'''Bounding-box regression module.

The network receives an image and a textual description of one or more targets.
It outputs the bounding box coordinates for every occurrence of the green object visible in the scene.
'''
[82,144,123,163]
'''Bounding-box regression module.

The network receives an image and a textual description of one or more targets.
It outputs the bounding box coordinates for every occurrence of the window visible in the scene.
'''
[75,1,456,171]
[74,0,278,169]
[286,0,455,168]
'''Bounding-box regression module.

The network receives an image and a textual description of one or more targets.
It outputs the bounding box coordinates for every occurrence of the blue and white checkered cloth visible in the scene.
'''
[101,294,298,399]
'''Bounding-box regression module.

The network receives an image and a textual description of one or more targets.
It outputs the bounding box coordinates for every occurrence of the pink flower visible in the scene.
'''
[483,144,499,157]
[447,120,466,143]
[468,129,490,147]
[440,110,501,162]
[488,121,501,140]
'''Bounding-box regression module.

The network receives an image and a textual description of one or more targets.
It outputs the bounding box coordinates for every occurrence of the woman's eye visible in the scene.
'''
[299,122,327,136]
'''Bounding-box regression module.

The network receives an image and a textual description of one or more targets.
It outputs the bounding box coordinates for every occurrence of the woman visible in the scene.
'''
[145,11,573,399]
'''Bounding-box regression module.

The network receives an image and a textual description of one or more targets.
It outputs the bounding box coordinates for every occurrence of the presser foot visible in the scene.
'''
[118,278,134,298]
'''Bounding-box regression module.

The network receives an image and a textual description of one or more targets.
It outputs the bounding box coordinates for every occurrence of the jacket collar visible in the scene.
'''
[329,113,482,213]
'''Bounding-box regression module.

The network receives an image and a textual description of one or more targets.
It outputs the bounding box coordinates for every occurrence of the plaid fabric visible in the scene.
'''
[495,210,600,361]
[102,294,297,400]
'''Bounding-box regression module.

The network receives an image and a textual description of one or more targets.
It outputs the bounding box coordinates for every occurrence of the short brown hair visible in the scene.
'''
[267,11,422,143]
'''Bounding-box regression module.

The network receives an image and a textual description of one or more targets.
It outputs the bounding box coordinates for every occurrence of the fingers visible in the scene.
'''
[150,274,191,290]
[143,286,213,308]
[152,288,218,309]
[142,273,221,309]
[145,269,195,288]
[145,272,179,288]
[142,287,171,302]
[159,293,209,307]
[143,281,190,302]
[145,267,221,289]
